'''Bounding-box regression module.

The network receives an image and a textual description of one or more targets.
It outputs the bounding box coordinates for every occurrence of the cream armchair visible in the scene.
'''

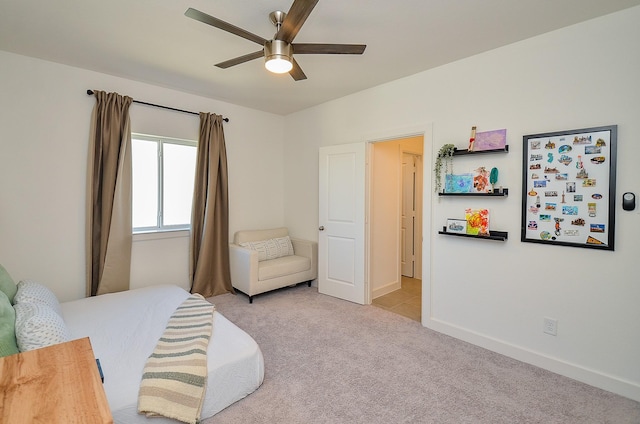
[229,227,318,303]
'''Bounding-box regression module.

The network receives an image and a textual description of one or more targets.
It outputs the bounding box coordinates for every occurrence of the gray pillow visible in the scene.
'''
[14,302,71,352]
[14,280,63,317]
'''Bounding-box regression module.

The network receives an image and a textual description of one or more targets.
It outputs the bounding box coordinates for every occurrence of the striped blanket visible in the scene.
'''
[138,294,215,424]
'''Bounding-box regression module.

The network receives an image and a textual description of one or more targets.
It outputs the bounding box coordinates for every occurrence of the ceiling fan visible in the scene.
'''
[184,0,366,81]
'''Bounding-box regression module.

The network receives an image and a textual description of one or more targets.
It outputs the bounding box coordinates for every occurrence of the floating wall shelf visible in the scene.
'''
[438,227,508,241]
[452,145,509,156]
[436,142,509,242]
[439,188,509,197]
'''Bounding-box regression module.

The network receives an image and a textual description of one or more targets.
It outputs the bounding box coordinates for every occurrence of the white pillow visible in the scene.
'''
[14,302,71,352]
[14,279,62,316]
[240,236,295,261]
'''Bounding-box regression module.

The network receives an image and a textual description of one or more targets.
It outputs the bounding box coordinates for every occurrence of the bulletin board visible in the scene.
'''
[521,125,617,250]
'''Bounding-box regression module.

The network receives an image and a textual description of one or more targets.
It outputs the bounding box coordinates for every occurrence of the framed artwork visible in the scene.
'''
[521,125,617,250]
[472,129,507,151]
[446,218,467,234]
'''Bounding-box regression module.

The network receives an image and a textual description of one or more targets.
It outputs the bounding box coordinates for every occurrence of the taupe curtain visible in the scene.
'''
[190,113,233,297]
[86,91,133,296]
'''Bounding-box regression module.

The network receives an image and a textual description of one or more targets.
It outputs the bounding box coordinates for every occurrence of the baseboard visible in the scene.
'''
[372,280,401,299]
[423,317,640,402]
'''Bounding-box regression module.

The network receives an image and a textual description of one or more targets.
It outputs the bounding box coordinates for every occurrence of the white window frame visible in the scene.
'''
[132,133,197,234]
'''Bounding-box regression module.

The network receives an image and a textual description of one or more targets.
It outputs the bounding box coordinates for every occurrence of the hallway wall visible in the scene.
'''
[370,136,423,298]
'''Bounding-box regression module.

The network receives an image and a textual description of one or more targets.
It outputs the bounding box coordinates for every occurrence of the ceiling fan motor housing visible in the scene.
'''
[265,40,291,60]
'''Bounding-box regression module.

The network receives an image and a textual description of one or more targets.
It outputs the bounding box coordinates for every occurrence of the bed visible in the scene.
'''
[61,284,264,423]
[1,275,264,424]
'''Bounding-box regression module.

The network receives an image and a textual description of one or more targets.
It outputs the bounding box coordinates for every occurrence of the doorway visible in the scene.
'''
[369,136,423,321]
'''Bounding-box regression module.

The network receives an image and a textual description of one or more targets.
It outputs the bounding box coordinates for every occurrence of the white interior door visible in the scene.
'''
[318,143,366,305]
[401,153,416,277]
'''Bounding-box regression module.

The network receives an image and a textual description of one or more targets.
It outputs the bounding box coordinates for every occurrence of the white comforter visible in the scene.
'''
[60,285,264,424]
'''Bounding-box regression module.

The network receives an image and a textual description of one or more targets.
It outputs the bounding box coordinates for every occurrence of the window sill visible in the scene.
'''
[133,229,190,242]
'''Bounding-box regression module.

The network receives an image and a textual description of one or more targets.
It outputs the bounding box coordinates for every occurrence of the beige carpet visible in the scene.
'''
[205,284,639,423]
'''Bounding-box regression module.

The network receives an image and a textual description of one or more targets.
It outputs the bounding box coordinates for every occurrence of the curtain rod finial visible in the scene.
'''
[86,89,94,95]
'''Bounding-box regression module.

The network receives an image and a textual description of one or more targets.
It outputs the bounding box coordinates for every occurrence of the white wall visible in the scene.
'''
[0,50,285,301]
[283,7,640,401]
[370,141,402,296]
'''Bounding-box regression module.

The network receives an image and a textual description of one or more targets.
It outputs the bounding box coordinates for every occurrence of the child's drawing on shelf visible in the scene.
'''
[473,167,490,193]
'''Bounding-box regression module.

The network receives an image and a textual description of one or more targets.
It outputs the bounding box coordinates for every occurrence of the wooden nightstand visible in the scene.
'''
[0,337,113,423]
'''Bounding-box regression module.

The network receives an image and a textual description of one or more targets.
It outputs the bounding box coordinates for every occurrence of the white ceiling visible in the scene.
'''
[2,0,639,115]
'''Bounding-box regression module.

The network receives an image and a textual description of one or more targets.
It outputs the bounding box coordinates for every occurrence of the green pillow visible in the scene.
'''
[0,290,19,357]
[0,264,17,303]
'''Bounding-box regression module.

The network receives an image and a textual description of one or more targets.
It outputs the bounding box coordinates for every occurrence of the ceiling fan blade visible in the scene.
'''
[276,0,319,43]
[293,43,367,55]
[289,58,307,81]
[185,8,267,45]
[215,50,264,69]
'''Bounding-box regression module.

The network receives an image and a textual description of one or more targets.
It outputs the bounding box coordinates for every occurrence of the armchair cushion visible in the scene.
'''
[240,236,294,261]
[259,255,311,280]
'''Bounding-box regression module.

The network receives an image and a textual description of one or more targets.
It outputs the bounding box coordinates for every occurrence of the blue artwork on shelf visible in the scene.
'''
[445,173,473,193]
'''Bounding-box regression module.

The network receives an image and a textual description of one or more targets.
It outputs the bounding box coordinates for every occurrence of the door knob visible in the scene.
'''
[319,226,324,231]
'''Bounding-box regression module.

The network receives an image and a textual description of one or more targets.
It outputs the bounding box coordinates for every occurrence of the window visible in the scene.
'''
[132,134,197,232]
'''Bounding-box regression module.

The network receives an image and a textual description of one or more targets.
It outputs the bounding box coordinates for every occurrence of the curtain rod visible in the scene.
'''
[86,90,229,122]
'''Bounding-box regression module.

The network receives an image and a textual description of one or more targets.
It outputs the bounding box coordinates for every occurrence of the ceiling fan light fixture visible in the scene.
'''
[264,40,293,74]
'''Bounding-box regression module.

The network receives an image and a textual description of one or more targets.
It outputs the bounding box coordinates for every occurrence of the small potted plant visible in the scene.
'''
[434,143,456,193]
